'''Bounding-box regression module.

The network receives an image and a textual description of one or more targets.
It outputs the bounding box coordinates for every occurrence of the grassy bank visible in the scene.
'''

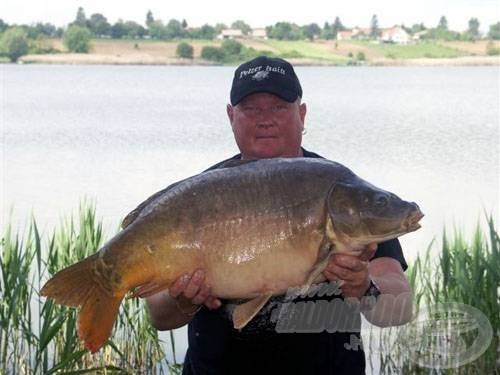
[17,38,500,66]
[1,204,498,373]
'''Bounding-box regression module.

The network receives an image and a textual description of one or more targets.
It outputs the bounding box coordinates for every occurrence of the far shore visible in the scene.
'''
[16,53,500,66]
[5,38,500,66]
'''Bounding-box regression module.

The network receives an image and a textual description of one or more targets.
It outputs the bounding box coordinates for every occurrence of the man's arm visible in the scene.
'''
[146,270,222,331]
[363,257,413,327]
[323,245,413,327]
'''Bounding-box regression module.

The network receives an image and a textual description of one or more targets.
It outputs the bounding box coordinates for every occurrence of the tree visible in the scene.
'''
[488,22,500,40]
[321,22,335,40]
[123,21,146,39]
[0,27,29,62]
[302,23,321,41]
[176,42,194,58]
[189,24,217,39]
[231,20,251,35]
[410,23,426,34]
[438,16,448,30]
[0,19,8,33]
[181,19,188,29]
[165,19,185,39]
[88,13,111,37]
[110,21,127,39]
[267,22,303,40]
[331,17,345,39]
[465,18,480,41]
[148,20,168,39]
[214,23,227,34]
[146,10,154,28]
[370,14,381,38]
[64,25,91,52]
[73,7,87,27]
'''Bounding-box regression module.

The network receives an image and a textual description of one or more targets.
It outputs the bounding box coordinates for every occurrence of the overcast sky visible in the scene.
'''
[1,0,498,32]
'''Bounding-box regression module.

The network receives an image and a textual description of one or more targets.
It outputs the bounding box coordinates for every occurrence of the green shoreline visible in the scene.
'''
[12,54,500,67]
[6,38,500,66]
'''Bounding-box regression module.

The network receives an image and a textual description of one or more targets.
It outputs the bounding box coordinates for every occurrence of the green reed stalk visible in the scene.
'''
[1,202,171,373]
[375,216,499,374]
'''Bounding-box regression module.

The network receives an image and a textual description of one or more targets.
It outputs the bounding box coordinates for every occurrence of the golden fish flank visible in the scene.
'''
[40,157,423,353]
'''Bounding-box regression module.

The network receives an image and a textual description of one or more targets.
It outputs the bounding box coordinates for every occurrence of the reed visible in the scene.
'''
[373,216,499,374]
[0,203,175,373]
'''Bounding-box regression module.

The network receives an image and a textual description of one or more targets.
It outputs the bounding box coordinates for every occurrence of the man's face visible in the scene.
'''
[227,92,307,160]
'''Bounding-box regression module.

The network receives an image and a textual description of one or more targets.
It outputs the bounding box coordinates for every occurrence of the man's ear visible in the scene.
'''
[227,103,234,123]
[299,102,307,123]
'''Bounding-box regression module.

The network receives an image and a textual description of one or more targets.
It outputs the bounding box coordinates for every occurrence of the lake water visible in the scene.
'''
[1,64,499,366]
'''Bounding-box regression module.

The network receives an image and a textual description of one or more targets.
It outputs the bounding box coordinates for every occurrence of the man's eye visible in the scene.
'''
[273,105,288,112]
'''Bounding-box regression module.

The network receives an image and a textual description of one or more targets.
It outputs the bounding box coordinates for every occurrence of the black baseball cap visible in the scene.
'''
[230,56,303,105]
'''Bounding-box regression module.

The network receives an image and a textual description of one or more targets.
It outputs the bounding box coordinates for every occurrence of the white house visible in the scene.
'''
[381,26,410,44]
[251,28,267,39]
[217,29,245,40]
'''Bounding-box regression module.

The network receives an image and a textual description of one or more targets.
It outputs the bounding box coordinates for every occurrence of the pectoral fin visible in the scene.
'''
[233,293,273,329]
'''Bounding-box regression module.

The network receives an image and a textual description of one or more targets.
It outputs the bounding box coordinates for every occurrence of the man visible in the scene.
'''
[146,56,413,374]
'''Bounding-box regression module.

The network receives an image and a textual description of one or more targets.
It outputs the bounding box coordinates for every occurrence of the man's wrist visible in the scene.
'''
[360,278,381,311]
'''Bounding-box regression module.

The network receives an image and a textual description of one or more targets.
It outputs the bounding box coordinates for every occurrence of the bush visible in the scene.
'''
[486,40,500,56]
[64,25,92,53]
[200,46,224,62]
[356,52,366,61]
[220,39,243,56]
[176,42,194,58]
[0,27,29,62]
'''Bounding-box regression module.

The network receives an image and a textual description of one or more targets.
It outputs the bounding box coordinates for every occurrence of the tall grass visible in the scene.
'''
[369,216,499,374]
[0,203,180,373]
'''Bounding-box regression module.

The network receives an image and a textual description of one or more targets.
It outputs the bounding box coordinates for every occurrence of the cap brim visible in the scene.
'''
[231,85,299,105]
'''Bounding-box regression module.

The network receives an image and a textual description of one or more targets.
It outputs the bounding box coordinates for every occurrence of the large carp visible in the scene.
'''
[41,158,423,353]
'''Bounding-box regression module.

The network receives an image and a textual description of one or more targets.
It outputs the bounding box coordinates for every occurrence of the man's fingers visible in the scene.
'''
[329,254,368,272]
[360,243,378,261]
[191,283,211,305]
[168,273,192,298]
[183,269,205,299]
[205,296,222,310]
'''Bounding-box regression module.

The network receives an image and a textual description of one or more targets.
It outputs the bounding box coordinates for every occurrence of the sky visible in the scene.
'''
[1,0,499,32]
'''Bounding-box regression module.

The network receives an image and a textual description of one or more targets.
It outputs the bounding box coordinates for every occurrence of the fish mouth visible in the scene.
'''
[403,208,424,232]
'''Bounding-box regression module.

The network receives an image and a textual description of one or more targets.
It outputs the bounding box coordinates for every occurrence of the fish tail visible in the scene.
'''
[40,254,124,353]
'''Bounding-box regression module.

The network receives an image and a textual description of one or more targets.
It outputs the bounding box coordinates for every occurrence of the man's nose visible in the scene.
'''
[256,108,275,123]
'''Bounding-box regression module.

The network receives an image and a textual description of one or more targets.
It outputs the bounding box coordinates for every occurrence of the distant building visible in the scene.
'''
[412,29,429,41]
[337,25,410,44]
[337,27,371,41]
[337,30,354,40]
[251,28,267,39]
[217,29,245,40]
[381,26,410,44]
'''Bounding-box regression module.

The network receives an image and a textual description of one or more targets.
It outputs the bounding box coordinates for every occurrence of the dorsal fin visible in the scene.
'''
[121,181,182,229]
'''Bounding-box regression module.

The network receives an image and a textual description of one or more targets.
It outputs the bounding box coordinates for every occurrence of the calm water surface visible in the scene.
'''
[1,64,499,364]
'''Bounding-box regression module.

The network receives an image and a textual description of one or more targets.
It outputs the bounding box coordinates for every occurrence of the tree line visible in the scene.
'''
[1,7,500,62]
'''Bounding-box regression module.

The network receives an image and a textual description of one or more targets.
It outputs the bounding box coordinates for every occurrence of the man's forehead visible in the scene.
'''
[238,92,290,105]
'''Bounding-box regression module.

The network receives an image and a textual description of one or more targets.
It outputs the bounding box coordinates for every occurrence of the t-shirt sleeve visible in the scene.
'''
[372,238,408,271]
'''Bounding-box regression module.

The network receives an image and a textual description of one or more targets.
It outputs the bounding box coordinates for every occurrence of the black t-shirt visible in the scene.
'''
[182,150,407,375]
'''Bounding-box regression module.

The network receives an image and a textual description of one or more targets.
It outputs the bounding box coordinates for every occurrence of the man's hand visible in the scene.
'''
[169,269,222,310]
[323,243,377,299]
